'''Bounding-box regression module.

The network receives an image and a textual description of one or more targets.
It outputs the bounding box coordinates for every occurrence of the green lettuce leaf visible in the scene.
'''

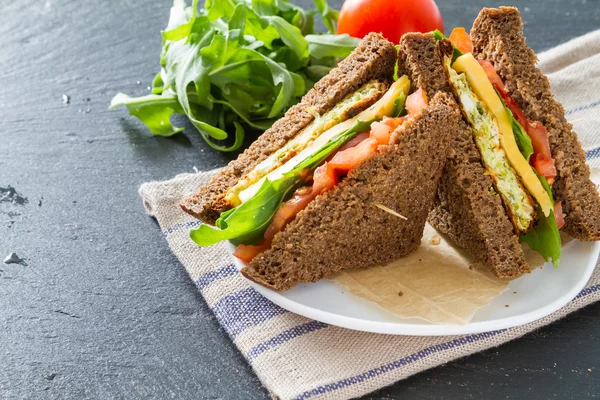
[520,174,561,267]
[111,0,355,152]
[506,106,534,162]
[392,91,407,118]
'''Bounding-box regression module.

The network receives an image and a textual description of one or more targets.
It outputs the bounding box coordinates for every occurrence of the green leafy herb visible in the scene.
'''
[190,118,376,246]
[111,0,359,152]
[191,175,298,246]
[520,174,562,267]
[391,91,407,118]
[506,106,534,162]
[432,29,463,64]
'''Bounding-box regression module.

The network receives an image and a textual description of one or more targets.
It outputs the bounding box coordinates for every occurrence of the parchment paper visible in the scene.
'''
[331,224,545,325]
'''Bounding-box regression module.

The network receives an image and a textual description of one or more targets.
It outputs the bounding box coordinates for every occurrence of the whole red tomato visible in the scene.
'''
[337,0,444,44]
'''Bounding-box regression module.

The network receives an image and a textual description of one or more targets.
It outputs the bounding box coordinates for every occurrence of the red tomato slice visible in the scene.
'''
[381,116,407,131]
[370,121,394,145]
[554,201,565,229]
[234,243,268,263]
[337,131,370,152]
[337,0,444,44]
[478,60,506,91]
[528,121,557,181]
[405,88,428,115]
[449,27,473,54]
[234,187,316,263]
[329,138,378,174]
[313,163,338,194]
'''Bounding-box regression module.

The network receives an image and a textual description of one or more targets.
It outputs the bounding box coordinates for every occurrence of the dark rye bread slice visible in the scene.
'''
[398,33,529,278]
[241,93,459,291]
[180,33,397,225]
[471,7,600,241]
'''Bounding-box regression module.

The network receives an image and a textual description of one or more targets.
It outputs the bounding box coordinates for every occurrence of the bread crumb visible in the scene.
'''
[513,291,517,294]
[398,291,404,297]
[505,305,509,308]
[429,235,441,245]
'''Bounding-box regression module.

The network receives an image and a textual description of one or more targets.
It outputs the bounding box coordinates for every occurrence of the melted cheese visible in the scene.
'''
[453,53,553,217]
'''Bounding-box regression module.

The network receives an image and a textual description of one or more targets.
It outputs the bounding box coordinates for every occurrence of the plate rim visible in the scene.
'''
[230,241,600,336]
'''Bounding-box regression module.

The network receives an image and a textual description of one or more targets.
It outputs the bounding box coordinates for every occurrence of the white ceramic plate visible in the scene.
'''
[230,238,599,336]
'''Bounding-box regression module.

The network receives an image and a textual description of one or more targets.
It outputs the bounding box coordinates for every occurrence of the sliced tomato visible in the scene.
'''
[449,27,473,54]
[405,88,428,115]
[234,186,316,263]
[329,138,378,174]
[381,116,407,131]
[527,121,557,182]
[313,163,338,194]
[554,201,565,230]
[234,243,268,263]
[478,59,505,91]
[370,121,394,145]
[337,131,370,152]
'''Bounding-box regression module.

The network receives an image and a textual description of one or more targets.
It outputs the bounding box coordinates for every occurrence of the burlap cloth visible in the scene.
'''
[139,31,600,400]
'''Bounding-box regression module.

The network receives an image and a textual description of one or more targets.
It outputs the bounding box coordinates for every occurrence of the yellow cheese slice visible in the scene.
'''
[453,53,553,217]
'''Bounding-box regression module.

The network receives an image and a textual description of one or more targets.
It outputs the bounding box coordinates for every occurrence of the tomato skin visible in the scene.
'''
[337,0,444,44]
[313,163,338,194]
[405,88,428,115]
[370,121,394,145]
[234,243,268,263]
[329,138,378,173]
[449,28,473,54]
[337,131,370,152]
[527,121,557,182]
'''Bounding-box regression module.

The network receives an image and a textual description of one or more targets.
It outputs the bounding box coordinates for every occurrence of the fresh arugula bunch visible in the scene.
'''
[110,0,359,151]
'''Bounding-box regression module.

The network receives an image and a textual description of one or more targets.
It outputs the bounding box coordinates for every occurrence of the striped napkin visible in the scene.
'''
[139,31,600,400]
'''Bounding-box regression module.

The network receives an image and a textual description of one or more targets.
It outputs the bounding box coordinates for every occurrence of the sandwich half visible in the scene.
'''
[398,32,530,278]
[471,6,600,241]
[398,7,600,278]
[180,33,461,291]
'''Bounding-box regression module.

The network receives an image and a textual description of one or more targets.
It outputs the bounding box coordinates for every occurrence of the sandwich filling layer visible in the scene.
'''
[190,76,429,263]
[446,58,536,232]
[439,28,562,266]
[226,81,388,206]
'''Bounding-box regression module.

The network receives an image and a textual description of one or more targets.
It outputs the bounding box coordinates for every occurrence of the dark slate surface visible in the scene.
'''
[1,0,599,398]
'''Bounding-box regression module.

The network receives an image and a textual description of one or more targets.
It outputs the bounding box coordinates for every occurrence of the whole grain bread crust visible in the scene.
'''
[241,93,459,291]
[180,33,398,225]
[398,32,529,278]
[471,6,600,241]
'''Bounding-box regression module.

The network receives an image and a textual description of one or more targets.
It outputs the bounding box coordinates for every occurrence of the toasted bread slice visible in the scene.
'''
[398,32,530,278]
[471,6,600,241]
[241,93,459,291]
[180,33,397,225]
